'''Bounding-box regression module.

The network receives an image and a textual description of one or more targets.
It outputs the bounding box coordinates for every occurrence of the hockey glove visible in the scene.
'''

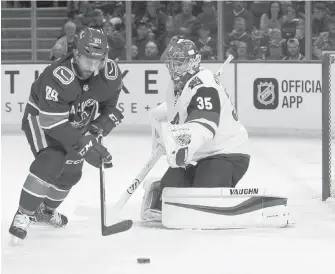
[89,108,124,137]
[73,135,113,169]
[160,122,212,168]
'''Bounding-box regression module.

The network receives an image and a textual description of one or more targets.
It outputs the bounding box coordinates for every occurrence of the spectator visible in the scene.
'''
[224,1,254,34]
[173,1,196,38]
[131,45,140,60]
[283,38,307,60]
[295,18,306,55]
[194,24,217,60]
[283,2,298,23]
[269,28,284,44]
[50,21,77,61]
[225,17,255,60]
[157,19,177,56]
[194,1,218,38]
[267,42,283,60]
[136,1,168,39]
[106,17,126,61]
[165,1,181,17]
[132,21,152,60]
[103,21,113,36]
[143,41,160,60]
[252,29,270,60]
[260,1,285,34]
[88,9,105,29]
[235,41,249,60]
[109,1,125,18]
[313,16,335,60]
[295,1,305,20]
[312,2,329,36]
[74,1,103,29]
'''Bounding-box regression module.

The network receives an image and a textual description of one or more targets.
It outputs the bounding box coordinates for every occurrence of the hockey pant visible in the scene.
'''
[19,114,84,214]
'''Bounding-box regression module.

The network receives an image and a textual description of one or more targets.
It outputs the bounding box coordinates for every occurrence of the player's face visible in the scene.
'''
[165,58,188,80]
[76,54,103,79]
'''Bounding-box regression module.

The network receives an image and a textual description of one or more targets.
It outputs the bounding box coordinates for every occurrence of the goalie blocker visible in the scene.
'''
[142,183,289,229]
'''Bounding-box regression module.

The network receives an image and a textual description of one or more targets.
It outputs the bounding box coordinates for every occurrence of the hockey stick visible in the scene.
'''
[110,145,164,212]
[98,135,132,236]
[216,55,234,77]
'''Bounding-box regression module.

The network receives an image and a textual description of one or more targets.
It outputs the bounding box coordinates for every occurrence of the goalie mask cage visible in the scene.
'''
[322,52,335,201]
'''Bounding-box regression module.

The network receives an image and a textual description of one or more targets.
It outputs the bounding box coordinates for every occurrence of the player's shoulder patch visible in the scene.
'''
[188,76,203,89]
[104,59,119,80]
[52,66,75,86]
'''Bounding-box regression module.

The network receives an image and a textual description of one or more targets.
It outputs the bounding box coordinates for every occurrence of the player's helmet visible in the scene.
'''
[76,27,109,60]
[165,39,201,83]
[74,27,109,79]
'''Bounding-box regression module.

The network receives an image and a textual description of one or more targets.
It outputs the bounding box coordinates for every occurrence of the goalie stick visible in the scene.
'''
[98,135,132,236]
[110,146,164,211]
[216,55,234,77]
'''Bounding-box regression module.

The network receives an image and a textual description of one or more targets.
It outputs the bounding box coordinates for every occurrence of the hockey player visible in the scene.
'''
[141,39,251,220]
[9,27,124,240]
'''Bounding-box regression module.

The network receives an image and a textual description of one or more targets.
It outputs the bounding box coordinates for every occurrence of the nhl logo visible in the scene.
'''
[253,78,279,109]
[257,82,275,105]
[83,85,89,92]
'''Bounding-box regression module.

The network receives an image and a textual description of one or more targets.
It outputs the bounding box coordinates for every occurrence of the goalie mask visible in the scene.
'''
[165,39,201,90]
[73,27,109,79]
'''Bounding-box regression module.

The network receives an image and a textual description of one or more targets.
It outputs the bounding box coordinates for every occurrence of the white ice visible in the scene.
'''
[1,133,335,274]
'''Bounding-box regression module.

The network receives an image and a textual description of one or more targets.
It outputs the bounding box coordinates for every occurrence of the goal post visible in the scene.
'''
[322,51,335,201]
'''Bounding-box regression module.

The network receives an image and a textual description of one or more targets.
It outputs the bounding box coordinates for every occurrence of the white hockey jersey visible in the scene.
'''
[152,67,250,162]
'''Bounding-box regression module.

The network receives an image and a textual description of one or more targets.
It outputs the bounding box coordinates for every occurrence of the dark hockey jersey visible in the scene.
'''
[22,53,123,148]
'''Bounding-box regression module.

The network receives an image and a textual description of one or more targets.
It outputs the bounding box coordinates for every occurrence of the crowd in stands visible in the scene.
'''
[5,1,335,61]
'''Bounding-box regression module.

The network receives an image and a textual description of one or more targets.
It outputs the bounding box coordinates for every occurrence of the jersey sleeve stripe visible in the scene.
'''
[39,112,69,129]
[28,100,69,116]
[187,118,218,138]
[188,121,215,137]
[39,109,69,116]
[185,110,220,126]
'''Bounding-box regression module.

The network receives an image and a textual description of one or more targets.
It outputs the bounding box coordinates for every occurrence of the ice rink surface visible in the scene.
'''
[1,133,335,274]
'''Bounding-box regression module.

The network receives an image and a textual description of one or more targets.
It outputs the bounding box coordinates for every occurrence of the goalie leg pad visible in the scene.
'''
[141,178,163,221]
[162,187,289,229]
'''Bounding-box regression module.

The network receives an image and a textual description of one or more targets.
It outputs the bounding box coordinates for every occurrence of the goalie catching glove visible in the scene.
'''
[73,135,113,168]
[160,121,212,168]
[89,108,124,137]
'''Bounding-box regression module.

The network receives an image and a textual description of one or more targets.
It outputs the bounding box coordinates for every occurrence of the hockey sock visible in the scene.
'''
[43,185,71,209]
[19,173,51,215]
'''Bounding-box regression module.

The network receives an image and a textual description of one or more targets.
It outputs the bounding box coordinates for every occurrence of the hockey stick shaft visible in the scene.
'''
[216,55,234,77]
[111,146,164,211]
[98,135,133,235]
[98,135,107,230]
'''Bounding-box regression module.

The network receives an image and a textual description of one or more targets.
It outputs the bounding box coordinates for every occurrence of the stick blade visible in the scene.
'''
[102,220,133,236]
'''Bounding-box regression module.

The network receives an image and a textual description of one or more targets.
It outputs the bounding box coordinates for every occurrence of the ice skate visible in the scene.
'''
[9,210,34,244]
[34,202,68,228]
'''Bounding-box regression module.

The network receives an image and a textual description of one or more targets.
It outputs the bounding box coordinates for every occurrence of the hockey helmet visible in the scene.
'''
[76,27,109,59]
[165,39,201,82]
[74,27,109,79]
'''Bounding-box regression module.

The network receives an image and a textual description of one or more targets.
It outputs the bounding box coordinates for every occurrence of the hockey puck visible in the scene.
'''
[137,258,150,264]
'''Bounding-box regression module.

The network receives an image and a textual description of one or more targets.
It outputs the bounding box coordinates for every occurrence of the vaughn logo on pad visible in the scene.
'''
[253,78,279,109]
[230,188,259,195]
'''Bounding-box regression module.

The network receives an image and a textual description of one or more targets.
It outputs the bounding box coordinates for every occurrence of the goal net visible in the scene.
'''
[322,52,335,201]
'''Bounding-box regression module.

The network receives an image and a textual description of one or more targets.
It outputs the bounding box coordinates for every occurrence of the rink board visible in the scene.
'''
[1,62,323,135]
